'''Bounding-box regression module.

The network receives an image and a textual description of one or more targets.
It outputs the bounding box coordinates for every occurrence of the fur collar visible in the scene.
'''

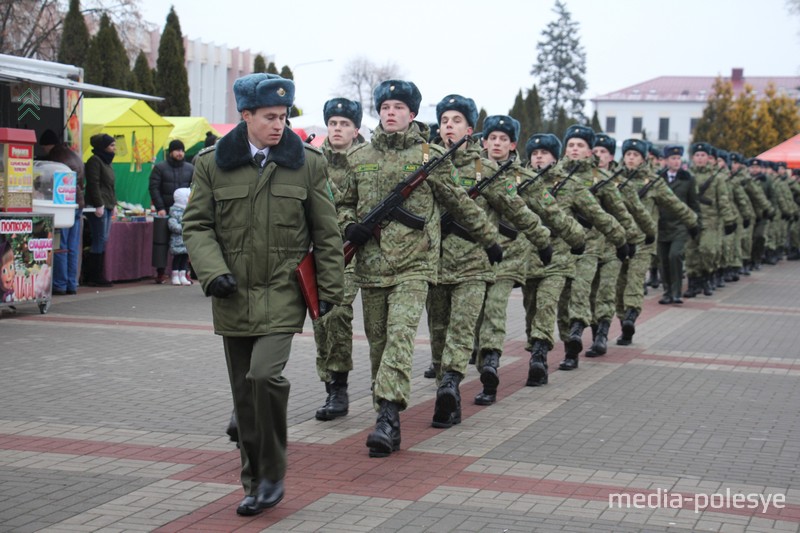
[215,121,305,171]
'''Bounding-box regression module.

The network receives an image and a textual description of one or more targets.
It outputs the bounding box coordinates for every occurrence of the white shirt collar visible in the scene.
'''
[248,142,270,165]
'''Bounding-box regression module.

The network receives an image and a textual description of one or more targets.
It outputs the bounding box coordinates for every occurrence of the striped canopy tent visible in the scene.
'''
[82,98,174,207]
[758,133,800,169]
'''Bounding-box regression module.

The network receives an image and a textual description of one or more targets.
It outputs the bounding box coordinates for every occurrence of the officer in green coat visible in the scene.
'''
[313,98,365,421]
[183,74,345,516]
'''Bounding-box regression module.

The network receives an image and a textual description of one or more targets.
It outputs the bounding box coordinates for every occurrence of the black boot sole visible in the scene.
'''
[432,391,459,428]
[315,408,348,421]
[480,367,499,389]
[367,435,400,457]
[526,366,548,386]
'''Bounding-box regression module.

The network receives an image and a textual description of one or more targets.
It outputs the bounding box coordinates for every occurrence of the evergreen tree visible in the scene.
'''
[693,78,736,147]
[525,84,544,136]
[476,107,488,133]
[732,85,761,156]
[132,51,155,96]
[531,0,587,122]
[156,7,190,115]
[509,89,530,149]
[753,98,780,154]
[280,65,294,80]
[84,13,130,91]
[254,54,267,73]
[590,110,602,132]
[267,62,279,74]
[762,83,800,146]
[57,0,90,68]
[548,107,575,143]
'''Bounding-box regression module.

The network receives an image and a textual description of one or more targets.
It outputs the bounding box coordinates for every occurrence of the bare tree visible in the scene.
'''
[338,56,404,117]
[0,0,151,62]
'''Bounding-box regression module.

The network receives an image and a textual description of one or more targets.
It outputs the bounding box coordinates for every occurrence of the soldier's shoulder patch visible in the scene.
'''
[460,177,476,188]
[195,145,216,159]
[403,164,421,172]
[505,182,517,196]
[355,163,379,173]
[303,144,323,155]
[542,189,555,206]
[583,179,594,188]
[325,179,334,202]
[451,168,459,184]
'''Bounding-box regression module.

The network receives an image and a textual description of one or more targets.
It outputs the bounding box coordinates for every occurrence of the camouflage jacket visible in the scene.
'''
[630,165,698,243]
[610,167,657,243]
[590,166,646,252]
[774,176,799,217]
[338,122,498,287]
[728,169,756,222]
[742,173,774,220]
[689,164,738,228]
[545,157,627,254]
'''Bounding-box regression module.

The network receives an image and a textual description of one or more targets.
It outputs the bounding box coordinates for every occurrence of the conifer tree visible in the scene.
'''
[132,51,155,96]
[254,54,267,73]
[84,13,130,91]
[156,7,190,115]
[267,62,279,74]
[525,85,544,136]
[590,110,602,132]
[476,107,488,133]
[279,65,294,80]
[58,0,90,68]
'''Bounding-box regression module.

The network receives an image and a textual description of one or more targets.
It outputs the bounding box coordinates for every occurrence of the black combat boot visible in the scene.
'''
[763,249,778,265]
[703,274,714,296]
[468,349,477,365]
[423,362,438,379]
[716,269,726,288]
[586,319,610,357]
[226,409,239,444]
[616,308,638,346]
[432,371,462,428]
[683,277,697,298]
[475,351,500,406]
[787,248,800,261]
[315,372,349,421]
[647,267,660,288]
[527,340,549,386]
[729,267,740,282]
[564,320,585,359]
[366,400,401,458]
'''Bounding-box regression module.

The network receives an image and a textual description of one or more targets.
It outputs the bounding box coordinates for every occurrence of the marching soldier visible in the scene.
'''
[728,153,757,276]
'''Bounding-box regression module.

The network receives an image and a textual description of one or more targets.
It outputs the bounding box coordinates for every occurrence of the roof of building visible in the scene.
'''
[592,69,800,103]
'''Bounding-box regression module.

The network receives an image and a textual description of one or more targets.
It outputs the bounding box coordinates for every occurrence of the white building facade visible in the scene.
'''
[591,69,800,154]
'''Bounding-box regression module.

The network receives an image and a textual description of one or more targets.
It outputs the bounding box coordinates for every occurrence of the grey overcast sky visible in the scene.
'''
[140,0,800,122]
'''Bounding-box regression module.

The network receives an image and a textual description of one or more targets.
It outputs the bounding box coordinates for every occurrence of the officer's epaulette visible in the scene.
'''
[303,143,323,156]
[346,142,369,157]
[195,145,216,159]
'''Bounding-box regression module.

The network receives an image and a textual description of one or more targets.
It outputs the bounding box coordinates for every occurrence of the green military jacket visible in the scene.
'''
[728,169,756,224]
[611,167,657,243]
[774,176,799,218]
[629,166,698,243]
[339,122,498,288]
[590,166,646,250]
[515,163,586,279]
[437,143,550,285]
[690,164,738,229]
[544,157,627,250]
[184,122,345,336]
[742,172,774,220]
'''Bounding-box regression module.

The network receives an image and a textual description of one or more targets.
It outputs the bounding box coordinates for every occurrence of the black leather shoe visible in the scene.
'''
[474,391,496,405]
[255,479,284,509]
[423,363,437,379]
[236,495,261,516]
[658,294,673,305]
[672,296,683,305]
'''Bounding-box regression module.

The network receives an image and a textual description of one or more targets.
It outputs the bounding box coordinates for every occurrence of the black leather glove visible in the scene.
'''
[538,244,553,266]
[485,243,503,265]
[644,234,656,245]
[782,213,792,221]
[345,223,373,246]
[743,218,751,228]
[766,210,775,221]
[318,300,334,318]
[570,242,586,255]
[208,274,237,298]
[724,222,737,235]
[688,225,700,239]
[627,243,637,258]
[616,244,629,262]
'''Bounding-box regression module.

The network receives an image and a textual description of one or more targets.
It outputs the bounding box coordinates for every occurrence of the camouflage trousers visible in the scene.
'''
[685,223,722,276]
[767,218,786,250]
[523,273,566,349]
[721,221,742,269]
[590,249,622,323]
[313,271,359,382]
[475,279,515,368]
[427,280,487,379]
[361,280,428,411]
[616,242,654,317]
[790,219,800,249]
[741,222,754,263]
[564,252,598,328]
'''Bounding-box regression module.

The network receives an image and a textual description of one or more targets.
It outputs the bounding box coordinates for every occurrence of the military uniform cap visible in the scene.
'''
[482,115,521,143]
[729,152,745,163]
[373,79,422,115]
[323,98,363,128]
[690,142,712,155]
[777,161,788,169]
[716,149,730,164]
[563,124,595,149]
[622,138,647,159]
[747,157,764,167]
[648,144,662,158]
[233,73,294,112]
[436,94,478,128]
[663,144,684,157]
[593,133,616,154]
[526,133,561,160]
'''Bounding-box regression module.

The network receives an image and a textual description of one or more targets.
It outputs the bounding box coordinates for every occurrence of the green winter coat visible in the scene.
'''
[690,164,738,229]
[183,122,345,336]
[338,122,498,288]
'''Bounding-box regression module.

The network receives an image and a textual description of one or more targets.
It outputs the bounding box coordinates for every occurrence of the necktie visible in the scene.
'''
[668,173,676,183]
[254,151,266,167]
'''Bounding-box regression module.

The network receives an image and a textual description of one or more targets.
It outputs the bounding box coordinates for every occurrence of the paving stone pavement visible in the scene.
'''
[1,260,800,532]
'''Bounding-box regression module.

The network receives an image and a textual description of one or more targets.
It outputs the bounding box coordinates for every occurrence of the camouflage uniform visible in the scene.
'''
[750,168,776,266]
[788,178,800,258]
[773,174,799,257]
[338,121,499,411]
[429,143,549,380]
[718,168,742,282]
[314,138,361,383]
[726,169,755,278]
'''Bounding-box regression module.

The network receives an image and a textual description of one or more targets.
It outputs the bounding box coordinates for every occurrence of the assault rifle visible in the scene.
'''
[616,168,639,192]
[589,167,626,194]
[697,166,725,206]
[638,167,669,200]
[295,135,468,319]
[517,163,555,194]
[549,164,590,229]
[442,159,517,242]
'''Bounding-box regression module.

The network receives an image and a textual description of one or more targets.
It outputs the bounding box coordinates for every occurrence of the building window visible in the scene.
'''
[658,118,669,141]
[690,118,699,133]
[632,117,643,134]
[605,116,616,133]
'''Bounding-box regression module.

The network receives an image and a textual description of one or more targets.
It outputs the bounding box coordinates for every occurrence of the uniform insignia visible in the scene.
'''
[451,168,459,184]
[460,177,476,188]
[542,190,555,205]
[356,163,379,173]
[506,182,516,196]
[277,88,286,97]
[325,179,334,201]
[389,85,395,91]
[337,103,343,109]
[402,164,421,172]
